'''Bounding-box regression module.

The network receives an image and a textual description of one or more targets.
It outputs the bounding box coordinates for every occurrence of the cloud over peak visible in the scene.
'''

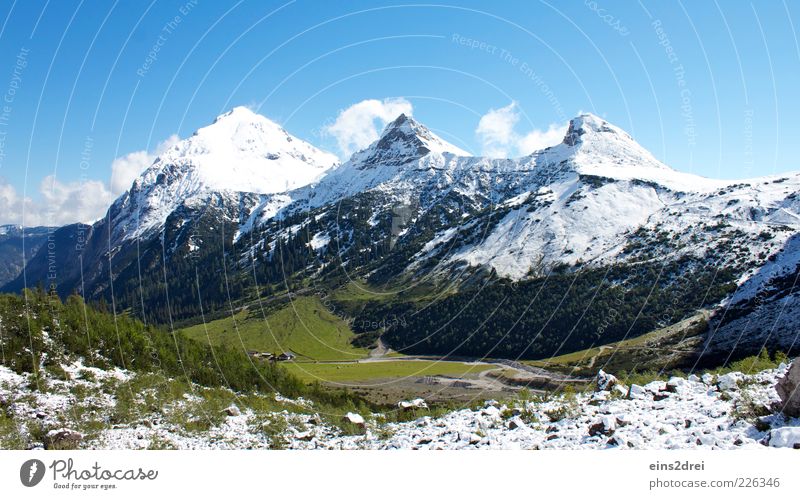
[323,98,414,158]
[475,102,566,158]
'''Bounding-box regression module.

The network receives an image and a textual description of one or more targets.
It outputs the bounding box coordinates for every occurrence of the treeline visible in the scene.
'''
[0,288,303,396]
[381,259,739,359]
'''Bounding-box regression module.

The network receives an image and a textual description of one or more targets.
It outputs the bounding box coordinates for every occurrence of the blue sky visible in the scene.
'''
[0,0,798,225]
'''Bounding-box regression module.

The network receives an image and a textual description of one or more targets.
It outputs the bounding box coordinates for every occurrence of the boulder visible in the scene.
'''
[776,361,800,418]
[644,380,666,393]
[627,384,648,399]
[224,405,241,417]
[716,372,742,391]
[767,427,800,449]
[44,428,83,450]
[588,392,607,406]
[507,417,526,430]
[482,405,502,419]
[612,384,628,397]
[596,370,618,391]
[343,412,366,427]
[607,435,631,447]
[665,377,685,393]
[588,416,616,436]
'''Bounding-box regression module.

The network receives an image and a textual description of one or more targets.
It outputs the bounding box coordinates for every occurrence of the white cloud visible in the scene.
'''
[0,180,27,224]
[0,135,181,226]
[476,102,519,158]
[518,123,568,155]
[323,98,413,157]
[476,102,566,158]
[0,176,113,226]
[110,134,179,195]
[38,175,115,225]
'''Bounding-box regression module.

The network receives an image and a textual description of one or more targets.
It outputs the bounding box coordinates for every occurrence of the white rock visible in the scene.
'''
[589,392,607,405]
[589,416,616,436]
[612,384,629,397]
[397,398,428,410]
[768,427,800,448]
[627,384,648,399]
[596,370,618,391]
[644,380,666,393]
[666,376,687,392]
[343,412,365,427]
[482,406,501,419]
[716,373,742,391]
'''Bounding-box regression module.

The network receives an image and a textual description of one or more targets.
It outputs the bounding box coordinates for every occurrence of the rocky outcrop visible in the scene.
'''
[776,361,800,417]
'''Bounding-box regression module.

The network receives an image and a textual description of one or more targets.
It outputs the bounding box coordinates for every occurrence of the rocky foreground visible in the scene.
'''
[1,360,799,450]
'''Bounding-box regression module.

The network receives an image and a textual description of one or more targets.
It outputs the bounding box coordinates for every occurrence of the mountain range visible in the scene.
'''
[3,106,798,365]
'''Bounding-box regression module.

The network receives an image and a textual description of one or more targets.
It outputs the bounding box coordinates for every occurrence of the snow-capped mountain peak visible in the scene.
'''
[150,106,339,194]
[560,112,669,171]
[524,113,724,193]
[348,113,470,168]
[110,107,339,242]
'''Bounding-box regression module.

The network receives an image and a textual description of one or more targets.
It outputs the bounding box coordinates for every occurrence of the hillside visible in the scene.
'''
[0,289,302,394]
[0,225,52,288]
[180,296,368,361]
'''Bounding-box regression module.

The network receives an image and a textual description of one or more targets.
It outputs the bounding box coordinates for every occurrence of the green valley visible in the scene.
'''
[180,296,369,361]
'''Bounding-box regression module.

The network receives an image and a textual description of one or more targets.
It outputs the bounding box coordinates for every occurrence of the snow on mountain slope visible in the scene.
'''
[516,113,726,193]
[411,114,800,280]
[109,106,339,243]
[291,113,479,209]
[438,178,674,278]
[159,106,338,193]
[237,114,547,262]
[702,224,800,356]
[234,111,800,292]
[349,113,470,164]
